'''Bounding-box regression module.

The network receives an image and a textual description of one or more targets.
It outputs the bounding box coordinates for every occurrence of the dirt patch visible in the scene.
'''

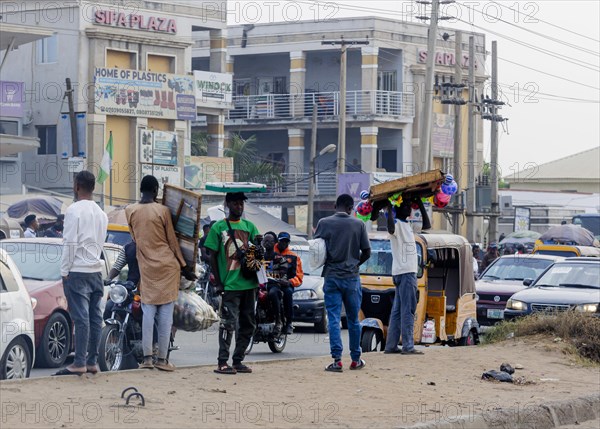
[1,337,599,428]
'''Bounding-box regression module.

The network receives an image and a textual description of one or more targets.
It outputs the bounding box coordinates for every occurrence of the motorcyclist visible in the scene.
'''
[262,231,303,335]
[104,241,140,320]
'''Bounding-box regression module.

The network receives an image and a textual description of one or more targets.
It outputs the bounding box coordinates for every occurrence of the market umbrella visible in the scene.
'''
[499,230,541,246]
[539,224,597,246]
[6,196,65,220]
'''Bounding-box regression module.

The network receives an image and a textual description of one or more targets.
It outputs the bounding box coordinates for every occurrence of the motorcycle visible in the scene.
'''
[195,262,221,312]
[245,279,287,354]
[99,280,177,372]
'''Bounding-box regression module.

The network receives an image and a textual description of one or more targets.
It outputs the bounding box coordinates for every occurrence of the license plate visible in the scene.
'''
[487,309,504,319]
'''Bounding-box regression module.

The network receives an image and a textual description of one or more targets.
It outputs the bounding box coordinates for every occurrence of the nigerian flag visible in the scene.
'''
[97,131,113,184]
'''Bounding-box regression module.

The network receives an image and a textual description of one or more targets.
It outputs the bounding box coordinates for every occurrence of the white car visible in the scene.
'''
[0,248,35,379]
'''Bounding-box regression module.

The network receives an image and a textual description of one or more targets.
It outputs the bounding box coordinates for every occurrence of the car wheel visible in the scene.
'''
[1,337,31,380]
[98,324,124,372]
[36,312,71,368]
[314,308,328,333]
[458,330,477,346]
[361,329,383,352]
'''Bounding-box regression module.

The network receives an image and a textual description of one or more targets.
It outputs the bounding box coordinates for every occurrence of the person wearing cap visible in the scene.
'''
[481,242,500,272]
[266,231,304,335]
[204,192,261,375]
[44,214,64,238]
[23,214,38,238]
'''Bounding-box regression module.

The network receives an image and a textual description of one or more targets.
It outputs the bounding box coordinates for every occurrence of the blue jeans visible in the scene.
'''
[324,276,362,362]
[385,273,418,352]
[63,271,104,368]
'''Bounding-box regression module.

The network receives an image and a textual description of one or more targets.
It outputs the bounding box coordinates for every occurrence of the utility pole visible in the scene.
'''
[322,38,369,174]
[65,78,78,164]
[452,31,463,235]
[307,103,318,239]
[466,35,476,243]
[418,0,440,172]
[489,41,499,244]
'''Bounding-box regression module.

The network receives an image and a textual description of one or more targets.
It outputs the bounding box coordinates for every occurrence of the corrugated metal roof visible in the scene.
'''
[503,147,600,181]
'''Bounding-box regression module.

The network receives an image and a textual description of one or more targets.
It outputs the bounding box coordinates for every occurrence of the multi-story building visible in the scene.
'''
[192,16,488,235]
[0,0,228,205]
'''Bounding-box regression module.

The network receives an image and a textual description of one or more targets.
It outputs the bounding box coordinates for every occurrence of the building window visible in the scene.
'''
[378,71,397,91]
[37,125,57,155]
[379,149,397,172]
[37,35,58,64]
[0,120,18,135]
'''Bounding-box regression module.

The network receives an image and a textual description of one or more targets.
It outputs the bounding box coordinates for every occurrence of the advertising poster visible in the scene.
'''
[194,70,233,110]
[514,207,531,232]
[184,156,234,190]
[337,173,371,202]
[94,68,196,120]
[432,113,455,158]
[152,130,178,166]
[139,129,154,164]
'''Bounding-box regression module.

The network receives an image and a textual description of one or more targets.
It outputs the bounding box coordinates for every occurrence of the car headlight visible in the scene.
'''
[506,299,526,311]
[576,303,599,313]
[475,294,480,301]
[109,284,128,304]
[30,297,37,310]
[294,289,318,300]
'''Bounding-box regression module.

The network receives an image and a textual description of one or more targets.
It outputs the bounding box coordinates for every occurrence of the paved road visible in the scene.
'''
[558,418,600,429]
[31,324,347,378]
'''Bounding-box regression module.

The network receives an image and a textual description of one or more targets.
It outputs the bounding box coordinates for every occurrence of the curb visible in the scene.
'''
[408,394,600,429]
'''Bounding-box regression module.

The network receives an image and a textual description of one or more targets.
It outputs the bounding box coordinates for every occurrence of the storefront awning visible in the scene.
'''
[0,134,39,156]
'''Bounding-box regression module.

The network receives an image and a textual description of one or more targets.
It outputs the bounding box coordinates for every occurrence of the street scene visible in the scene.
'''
[1,1,599,428]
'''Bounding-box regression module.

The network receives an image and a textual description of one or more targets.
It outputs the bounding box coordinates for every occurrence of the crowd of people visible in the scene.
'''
[50,170,435,376]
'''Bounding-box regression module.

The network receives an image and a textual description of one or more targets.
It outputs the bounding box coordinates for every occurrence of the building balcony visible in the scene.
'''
[226,90,415,126]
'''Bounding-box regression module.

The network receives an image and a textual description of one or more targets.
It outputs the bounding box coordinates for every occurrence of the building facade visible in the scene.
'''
[0,0,228,204]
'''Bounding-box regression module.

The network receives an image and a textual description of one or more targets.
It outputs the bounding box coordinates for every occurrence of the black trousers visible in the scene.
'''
[267,284,294,325]
[218,288,256,365]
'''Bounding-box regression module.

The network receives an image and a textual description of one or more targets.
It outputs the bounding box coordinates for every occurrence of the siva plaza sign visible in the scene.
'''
[94,9,177,34]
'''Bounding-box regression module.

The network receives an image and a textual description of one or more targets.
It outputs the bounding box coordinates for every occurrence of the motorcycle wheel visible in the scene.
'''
[245,335,254,356]
[268,334,287,353]
[98,324,124,372]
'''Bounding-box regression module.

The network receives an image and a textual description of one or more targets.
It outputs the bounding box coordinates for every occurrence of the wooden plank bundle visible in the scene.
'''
[162,184,202,268]
[369,169,445,203]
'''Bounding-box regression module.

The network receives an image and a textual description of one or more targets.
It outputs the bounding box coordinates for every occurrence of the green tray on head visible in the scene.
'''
[205,182,267,193]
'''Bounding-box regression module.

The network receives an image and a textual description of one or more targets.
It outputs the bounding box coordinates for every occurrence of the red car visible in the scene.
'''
[0,238,120,368]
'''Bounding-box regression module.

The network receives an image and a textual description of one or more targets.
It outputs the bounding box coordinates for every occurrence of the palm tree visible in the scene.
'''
[191,130,208,156]
[224,133,283,184]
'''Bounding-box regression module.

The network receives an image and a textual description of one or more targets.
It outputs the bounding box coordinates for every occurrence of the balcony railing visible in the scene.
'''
[261,173,338,196]
[227,90,415,120]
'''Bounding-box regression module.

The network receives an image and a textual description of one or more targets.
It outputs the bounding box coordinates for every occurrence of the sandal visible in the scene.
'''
[214,364,237,375]
[325,361,343,373]
[155,359,175,372]
[52,367,85,376]
[233,363,252,373]
[86,365,100,374]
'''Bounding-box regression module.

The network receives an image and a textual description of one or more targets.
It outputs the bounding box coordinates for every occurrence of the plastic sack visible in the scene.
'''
[421,319,436,344]
[173,290,220,332]
[308,238,326,272]
[482,370,513,383]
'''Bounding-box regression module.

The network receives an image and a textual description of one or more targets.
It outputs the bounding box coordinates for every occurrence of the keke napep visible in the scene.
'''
[359,231,480,352]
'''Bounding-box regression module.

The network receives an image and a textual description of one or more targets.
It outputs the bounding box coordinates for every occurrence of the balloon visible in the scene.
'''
[422,196,434,204]
[441,179,458,196]
[360,190,370,200]
[356,212,371,222]
[389,192,403,207]
[444,174,454,184]
[434,192,451,208]
[411,202,420,210]
[356,200,373,216]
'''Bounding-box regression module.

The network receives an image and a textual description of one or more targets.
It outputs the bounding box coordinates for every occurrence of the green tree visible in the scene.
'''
[482,162,509,188]
[191,130,208,156]
[224,133,283,184]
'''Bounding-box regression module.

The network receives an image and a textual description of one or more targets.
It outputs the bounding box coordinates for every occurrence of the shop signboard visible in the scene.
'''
[141,164,182,193]
[94,68,196,120]
[0,81,24,117]
[514,207,531,232]
[184,156,234,190]
[193,71,233,110]
[152,130,178,166]
[432,113,454,158]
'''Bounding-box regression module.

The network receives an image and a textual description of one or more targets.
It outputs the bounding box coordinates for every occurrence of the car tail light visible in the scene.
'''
[31,297,37,310]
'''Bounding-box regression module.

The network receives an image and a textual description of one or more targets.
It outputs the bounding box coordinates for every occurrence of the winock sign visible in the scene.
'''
[193,71,233,110]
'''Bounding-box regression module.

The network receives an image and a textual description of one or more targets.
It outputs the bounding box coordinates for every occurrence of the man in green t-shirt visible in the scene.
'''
[204,192,261,374]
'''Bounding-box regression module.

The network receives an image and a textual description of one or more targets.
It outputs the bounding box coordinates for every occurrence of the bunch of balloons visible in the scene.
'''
[433,174,458,208]
[354,190,373,222]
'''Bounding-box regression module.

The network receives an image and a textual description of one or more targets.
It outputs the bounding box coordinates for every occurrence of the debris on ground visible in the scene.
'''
[500,363,515,374]
[482,370,513,383]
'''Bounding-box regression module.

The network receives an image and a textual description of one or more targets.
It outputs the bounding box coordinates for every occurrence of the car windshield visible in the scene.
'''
[106,230,132,246]
[535,262,600,289]
[359,239,423,276]
[0,242,62,281]
[292,247,323,276]
[481,257,554,281]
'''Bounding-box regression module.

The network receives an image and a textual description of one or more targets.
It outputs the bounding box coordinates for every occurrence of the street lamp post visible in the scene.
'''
[307,106,336,238]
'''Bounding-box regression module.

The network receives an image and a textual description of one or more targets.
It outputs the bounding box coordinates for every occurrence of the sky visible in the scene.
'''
[226,0,600,177]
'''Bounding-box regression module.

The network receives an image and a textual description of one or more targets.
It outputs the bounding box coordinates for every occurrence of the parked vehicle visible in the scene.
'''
[0,218,23,240]
[245,280,287,354]
[99,280,177,371]
[106,223,133,247]
[505,257,600,319]
[0,238,118,368]
[359,232,480,352]
[194,262,221,312]
[572,214,600,239]
[532,244,600,258]
[476,254,563,326]
[0,248,35,380]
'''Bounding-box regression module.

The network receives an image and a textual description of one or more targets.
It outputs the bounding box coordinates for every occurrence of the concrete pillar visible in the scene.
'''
[209,29,227,73]
[360,127,378,173]
[290,51,306,117]
[226,55,234,74]
[361,47,379,113]
[207,115,224,157]
[288,129,305,176]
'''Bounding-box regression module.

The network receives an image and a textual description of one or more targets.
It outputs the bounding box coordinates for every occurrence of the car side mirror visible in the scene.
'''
[523,278,533,286]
